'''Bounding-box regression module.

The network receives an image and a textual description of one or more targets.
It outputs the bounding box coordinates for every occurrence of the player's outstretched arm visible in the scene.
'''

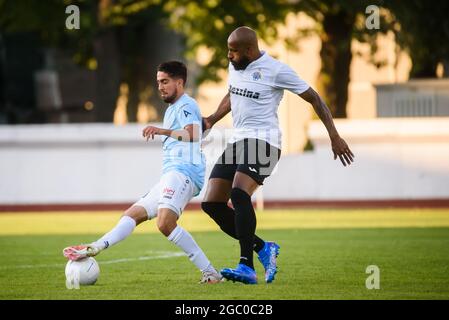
[299,87,355,166]
[142,124,200,142]
[203,93,231,132]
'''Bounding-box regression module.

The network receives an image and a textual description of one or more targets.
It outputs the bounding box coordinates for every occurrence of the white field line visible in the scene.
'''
[0,251,185,270]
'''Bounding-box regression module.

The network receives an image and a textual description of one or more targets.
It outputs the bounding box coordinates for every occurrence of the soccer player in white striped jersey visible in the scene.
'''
[63,61,222,284]
[201,26,354,284]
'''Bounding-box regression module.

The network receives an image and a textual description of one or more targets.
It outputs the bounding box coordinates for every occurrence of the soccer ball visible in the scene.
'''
[65,257,100,288]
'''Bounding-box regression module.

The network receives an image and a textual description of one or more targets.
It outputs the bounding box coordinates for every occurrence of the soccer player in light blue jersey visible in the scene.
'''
[63,61,222,284]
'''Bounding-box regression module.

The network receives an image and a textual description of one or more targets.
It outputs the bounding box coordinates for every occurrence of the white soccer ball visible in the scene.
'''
[65,257,100,287]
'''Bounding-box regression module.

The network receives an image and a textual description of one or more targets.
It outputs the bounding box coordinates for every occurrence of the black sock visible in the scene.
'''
[230,187,257,270]
[201,202,265,253]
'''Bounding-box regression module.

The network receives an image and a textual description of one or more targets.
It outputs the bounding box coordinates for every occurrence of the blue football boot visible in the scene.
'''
[257,241,280,283]
[220,263,258,284]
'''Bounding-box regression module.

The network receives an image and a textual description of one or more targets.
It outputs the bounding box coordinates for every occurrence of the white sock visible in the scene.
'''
[93,216,136,249]
[167,225,214,272]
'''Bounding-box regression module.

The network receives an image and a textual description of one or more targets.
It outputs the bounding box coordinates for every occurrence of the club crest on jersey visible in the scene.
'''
[252,71,262,81]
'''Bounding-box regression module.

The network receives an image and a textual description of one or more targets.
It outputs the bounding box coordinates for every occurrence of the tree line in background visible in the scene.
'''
[0,0,448,123]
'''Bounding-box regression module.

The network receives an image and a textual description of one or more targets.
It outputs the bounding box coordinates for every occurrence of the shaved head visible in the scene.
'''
[228,26,259,49]
[227,26,261,70]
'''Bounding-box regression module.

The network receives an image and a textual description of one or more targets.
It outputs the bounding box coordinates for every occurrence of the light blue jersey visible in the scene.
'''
[161,93,205,195]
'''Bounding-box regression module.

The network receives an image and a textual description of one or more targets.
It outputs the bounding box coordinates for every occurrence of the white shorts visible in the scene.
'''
[132,171,198,220]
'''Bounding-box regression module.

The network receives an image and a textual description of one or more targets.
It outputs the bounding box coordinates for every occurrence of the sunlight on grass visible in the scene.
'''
[0,208,448,235]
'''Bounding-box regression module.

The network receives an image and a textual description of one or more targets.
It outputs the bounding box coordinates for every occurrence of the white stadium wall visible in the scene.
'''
[0,118,448,209]
[263,118,449,203]
[0,124,163,205]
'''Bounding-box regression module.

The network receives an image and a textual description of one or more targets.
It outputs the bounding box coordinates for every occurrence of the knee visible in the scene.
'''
[157,219,174,237]
[123,206,148,225]
[201,201,230,219]
[201,201,220,215]
[230,188,251,207]
[201,201,211,214]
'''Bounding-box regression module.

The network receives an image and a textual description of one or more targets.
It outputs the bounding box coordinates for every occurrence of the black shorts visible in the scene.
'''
[209,138,281,185]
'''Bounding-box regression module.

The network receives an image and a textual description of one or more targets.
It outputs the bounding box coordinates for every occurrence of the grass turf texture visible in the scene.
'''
[0,209,448,300]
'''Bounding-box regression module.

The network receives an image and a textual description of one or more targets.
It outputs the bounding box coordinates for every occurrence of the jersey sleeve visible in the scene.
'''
[273,63,310,94]
[177,101,201,129]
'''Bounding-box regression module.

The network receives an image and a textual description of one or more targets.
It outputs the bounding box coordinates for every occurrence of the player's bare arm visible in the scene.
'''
[299,87,355,166]
[203,93,231,131]
[142,124,200,142]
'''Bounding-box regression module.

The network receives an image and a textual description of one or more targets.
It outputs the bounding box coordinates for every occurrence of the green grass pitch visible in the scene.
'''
[0,209,449,300]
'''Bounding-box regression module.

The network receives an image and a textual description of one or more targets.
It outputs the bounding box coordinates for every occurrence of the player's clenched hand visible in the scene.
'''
[142,125,161,141]
[202,117,213,138]
[331,136,354,166]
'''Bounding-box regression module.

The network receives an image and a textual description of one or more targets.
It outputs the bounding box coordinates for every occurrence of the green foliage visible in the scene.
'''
[0,0,67,39]
[2,0,448,122]
[160,0,289,84]
[384,0,449,77]
[0,0,97,67]
[3,0,446,82]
